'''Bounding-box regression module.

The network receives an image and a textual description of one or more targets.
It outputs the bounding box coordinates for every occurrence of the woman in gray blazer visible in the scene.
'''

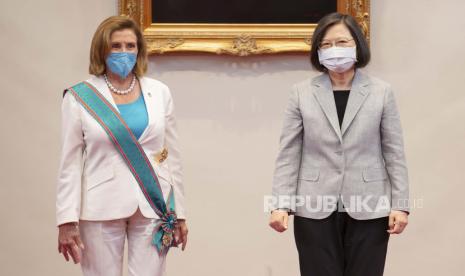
[269,13,409,276]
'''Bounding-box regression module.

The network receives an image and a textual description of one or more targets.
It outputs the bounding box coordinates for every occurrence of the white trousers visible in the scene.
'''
[79,208,166,276]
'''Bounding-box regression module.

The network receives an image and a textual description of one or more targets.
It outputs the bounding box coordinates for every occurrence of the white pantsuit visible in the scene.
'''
[56,75,185,275]
[79,209,166,276]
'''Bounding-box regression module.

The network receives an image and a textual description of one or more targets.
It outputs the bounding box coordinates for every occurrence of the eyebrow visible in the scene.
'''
[111,42,136,45]
[321,37,353,41]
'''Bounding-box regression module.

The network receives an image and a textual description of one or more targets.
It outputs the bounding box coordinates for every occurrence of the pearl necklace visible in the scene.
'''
[104,74,136,95]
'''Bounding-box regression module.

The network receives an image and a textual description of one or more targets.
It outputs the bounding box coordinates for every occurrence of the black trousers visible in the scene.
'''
[294,210,390,276]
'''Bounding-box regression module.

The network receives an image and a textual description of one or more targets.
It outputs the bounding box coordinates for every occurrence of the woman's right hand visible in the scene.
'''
[269,210,289,233]
[58,222,85,264]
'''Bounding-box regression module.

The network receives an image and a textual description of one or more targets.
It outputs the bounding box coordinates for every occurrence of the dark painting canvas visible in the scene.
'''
[152,0,337,24]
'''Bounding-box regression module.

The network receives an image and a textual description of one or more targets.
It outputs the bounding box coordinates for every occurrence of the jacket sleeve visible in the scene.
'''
[271,85,303,212]
[163,87,186,219]
[56,92,84,226]
[381,85,410,213]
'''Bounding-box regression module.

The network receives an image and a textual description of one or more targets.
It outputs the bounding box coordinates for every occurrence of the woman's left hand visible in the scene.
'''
[174,219,188,250]
[387,210,409,234]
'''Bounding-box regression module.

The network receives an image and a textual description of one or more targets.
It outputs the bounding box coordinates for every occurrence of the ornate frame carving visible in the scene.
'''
[119,0,370,56]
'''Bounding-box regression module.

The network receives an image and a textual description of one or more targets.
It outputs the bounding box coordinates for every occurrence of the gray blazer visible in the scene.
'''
[272,70,409,220]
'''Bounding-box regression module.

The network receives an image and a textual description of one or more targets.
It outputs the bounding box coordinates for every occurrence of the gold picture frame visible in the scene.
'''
[119,0,370,56]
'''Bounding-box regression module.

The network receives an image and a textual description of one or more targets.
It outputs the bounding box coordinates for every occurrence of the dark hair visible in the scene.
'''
[310,12,370,72]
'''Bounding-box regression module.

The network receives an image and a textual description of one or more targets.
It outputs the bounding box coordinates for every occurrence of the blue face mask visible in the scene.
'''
[105,52,137,79]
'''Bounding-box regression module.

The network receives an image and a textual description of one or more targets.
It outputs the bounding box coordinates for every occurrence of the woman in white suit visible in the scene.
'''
[56,16,188,276]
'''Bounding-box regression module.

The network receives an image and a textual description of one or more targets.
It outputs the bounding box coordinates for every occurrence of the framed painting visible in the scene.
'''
[119,0,370,56]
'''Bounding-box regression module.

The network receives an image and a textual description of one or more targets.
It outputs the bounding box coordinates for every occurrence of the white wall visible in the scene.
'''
[1,0,464,275]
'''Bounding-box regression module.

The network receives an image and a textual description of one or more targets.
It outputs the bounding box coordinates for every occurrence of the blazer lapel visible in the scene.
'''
[87,76,156,143]
[340,70,371,136]
[139,77,162,143]
[139,77,155,126]
[312,74,343,142]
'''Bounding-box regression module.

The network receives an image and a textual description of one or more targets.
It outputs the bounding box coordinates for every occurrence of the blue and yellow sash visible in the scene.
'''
[65,81,177,254]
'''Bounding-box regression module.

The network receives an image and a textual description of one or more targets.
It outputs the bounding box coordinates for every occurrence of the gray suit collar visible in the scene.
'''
[312,70,371,142]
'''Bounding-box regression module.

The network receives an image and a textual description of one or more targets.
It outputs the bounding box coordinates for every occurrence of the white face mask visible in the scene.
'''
[318,46,357,73]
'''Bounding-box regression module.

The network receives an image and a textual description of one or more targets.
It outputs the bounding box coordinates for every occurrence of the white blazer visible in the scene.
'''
[56,75,186,226]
